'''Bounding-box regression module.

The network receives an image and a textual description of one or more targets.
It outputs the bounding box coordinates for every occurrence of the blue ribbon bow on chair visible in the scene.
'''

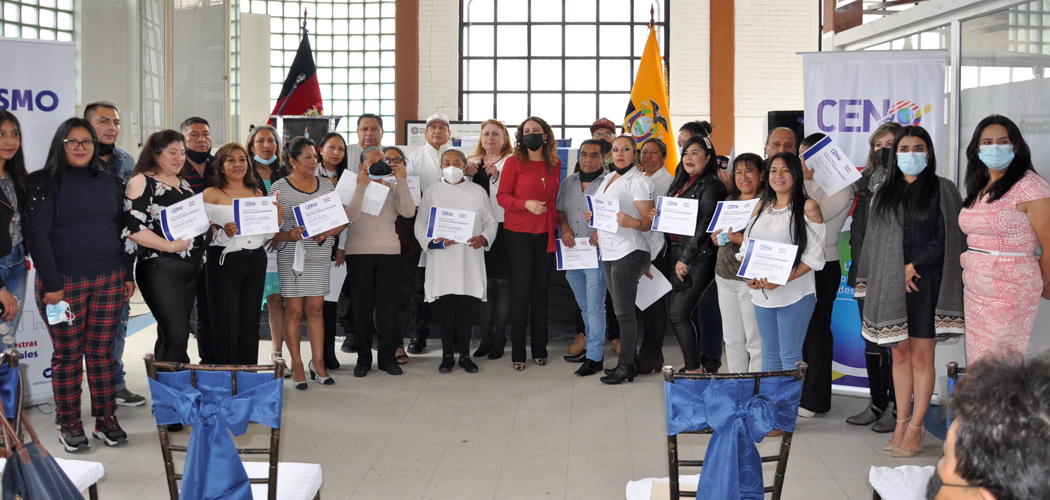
[665,377,803,500]
[149,371,283,500]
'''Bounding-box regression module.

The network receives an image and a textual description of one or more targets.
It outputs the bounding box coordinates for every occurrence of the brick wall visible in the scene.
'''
[417,0,461,119]
[669,0,712,132]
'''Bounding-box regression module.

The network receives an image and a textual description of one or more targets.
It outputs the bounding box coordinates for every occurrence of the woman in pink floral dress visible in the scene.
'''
[959,115,1050,363]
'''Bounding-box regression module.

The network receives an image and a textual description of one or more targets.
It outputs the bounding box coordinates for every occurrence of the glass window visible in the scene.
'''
[0,0,74,41]
[240,0,396,142]
[461,0,668,146]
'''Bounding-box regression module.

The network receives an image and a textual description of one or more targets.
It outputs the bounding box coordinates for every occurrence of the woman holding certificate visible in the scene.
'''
[585,135,655,384]
[203,143,282,365]
[636,138,675,374]
[854,125,965,458]
[124,130,209,367]
[268,137,347,389]
[738,152,825,374]
[496,117,561,369]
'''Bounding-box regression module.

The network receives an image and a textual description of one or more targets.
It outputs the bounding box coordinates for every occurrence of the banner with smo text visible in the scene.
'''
[0,38,74,406]
[803,50,947,392]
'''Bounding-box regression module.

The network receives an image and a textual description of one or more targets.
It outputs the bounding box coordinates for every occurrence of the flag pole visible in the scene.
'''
[649,6,655,30]
[275,7,311,117]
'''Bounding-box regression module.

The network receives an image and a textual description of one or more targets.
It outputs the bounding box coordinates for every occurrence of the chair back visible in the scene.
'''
[144,354,285,500]
[662,362,808,500]
[945,361,966,428]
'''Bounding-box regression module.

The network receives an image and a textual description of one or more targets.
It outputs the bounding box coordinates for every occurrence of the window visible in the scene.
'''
[461,0,668,146]
[1,0,74,41]
[241,0,397,143]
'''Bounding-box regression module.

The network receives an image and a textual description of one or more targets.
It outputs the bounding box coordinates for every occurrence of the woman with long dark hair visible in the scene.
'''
[0,110,30,350]
[650,135,727,374]
[318,132,348,371]
[959,115,1050,363]
[30,118,134,451]
[496,116,561,369]
[854,125,965,458]
[739,152,824,372]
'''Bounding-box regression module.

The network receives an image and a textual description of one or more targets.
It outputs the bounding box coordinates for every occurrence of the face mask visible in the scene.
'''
[185,149,211,165]
[897,152,928,176]
[716,231,730,246]
[97,142,115,157]
[45,300,75,326]
[442,166,464,184]
[578,168,602,183]
[254,154,277,165]
[875,148,892,169]
[599,140,612,156]
[368,160,392,180]
[978,144,1015,171]
[523,133,545,152]
[611,163,634,176]
[924,471,942,500]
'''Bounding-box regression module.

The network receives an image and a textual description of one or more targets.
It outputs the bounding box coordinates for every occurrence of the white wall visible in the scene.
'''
[668,0,711,139]
[417,0,461,120]
[238,12,272,141]
[77,0,141,151]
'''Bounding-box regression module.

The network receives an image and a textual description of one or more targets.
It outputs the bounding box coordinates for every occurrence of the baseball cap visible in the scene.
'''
[590,118,617,135]
[426,112,450,128]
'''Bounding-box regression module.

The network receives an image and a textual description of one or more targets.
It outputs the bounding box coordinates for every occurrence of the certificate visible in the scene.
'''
[293,193,349,238]
[635,267,672,311]
[159,193,210,242]
[707,199,760,233]
[233,196,279,236]
[799,135,861,196]
[736,238,799,286]
[359,182,390,216]
[324,262,347,302]
[586,195,620,233]
[425,206,475,242]
[382,175,422,206]
[652,196,699,236]
[556,241,599,271]
[265,249,277,273]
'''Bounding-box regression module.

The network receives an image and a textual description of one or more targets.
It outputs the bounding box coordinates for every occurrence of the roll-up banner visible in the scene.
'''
[803,50,948,395]
[0,37,76,406]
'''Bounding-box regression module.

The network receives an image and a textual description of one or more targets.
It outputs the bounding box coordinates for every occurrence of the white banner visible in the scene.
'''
[803,50,947,172]
[0,38,76,171]
[18,261,55,407]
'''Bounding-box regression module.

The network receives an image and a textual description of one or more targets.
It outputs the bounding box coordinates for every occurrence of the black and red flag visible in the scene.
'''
[268,27,324,122]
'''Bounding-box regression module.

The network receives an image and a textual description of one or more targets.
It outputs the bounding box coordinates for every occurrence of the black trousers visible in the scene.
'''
[347,254,400,368]
[697,278,723,361]
[666,245,717,371]
[437,294,479,357]
[801,260,840,413]
[138,256,200,363]
[504,230,553,363]
[394,250,422,344]
[639,252,672,359]
[205,247,266,365]
[857,297,896,413]
[192,264,212,360]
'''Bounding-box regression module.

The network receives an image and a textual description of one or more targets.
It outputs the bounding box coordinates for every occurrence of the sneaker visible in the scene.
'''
[59,420,89,453]
[115,388,147,407]
[93,415,128,447]
[798,407,817,418]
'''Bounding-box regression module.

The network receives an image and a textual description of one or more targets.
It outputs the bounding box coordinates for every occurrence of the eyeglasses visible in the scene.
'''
[592,132,615,139]
[386,157,404,164]
[63,139,95,151]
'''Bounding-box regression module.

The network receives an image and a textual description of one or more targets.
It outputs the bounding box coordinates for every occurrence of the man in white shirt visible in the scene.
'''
[346,113,385,174]
[407,112,451,193]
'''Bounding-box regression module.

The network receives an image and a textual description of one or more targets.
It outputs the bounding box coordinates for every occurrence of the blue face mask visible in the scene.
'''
[45,300,75,326]
[897,152,928,176]
[978,144,1015,171]
[254,154,277,165]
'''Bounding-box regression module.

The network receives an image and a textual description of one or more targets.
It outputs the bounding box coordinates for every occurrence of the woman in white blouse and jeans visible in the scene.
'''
[739,152,825,372]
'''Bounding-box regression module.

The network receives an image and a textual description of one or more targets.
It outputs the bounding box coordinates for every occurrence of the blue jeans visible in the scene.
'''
[112,300,131,391]
[754,294,816,371]
[0,244,26,349]
[565,266,607,362]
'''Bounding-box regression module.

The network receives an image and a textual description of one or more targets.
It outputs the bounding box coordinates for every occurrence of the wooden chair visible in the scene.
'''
[662,362,808,500]
[0,349,103,499]
[144,354,322,500]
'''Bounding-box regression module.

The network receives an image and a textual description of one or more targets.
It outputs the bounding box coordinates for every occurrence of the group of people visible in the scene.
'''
[0,100,1046,465]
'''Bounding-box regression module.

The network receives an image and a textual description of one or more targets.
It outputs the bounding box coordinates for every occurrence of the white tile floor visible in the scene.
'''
[27,325,941,500]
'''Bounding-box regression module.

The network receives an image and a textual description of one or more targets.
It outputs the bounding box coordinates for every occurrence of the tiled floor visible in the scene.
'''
[28,325,940,500]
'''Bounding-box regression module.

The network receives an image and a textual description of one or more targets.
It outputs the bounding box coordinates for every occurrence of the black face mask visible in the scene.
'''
[523,133,545,152]
[186,149,211,165]
[368,160,393,178]
[578,167,602,183]
[97,142,115,157]
[599,139,612,156]
[611,163,634,176]
[925,471,941,500]
[876,147,892,169]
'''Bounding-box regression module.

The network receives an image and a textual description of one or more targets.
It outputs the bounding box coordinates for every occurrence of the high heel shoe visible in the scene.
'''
[308,361,335,385]
[271,351,291,378]
[891,423,926,458]
[882,417,911,451]
[636,355,664,375]
[600,362,637,384]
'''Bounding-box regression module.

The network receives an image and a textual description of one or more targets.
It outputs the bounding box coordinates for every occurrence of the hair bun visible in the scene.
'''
[699,121,713,136]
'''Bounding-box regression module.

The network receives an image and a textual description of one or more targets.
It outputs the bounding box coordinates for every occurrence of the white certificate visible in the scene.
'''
[707,199,760,233]
[556,241,599,271]
[233,196,280,236]
[635,267,672,311]
[800,135,861,196]
[425,206,476,243]
[293,193,349,238]
[736,238,799,286]
[324,262,347,302]
[159,193,210,242]
[587,195,620,233]
[382,175,421,206]
[265,248,277,273]
[358,182,390,216]
[652,196,699,236]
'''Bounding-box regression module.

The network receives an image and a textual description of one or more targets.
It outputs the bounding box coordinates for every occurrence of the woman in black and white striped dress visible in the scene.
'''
[268,137,346,389]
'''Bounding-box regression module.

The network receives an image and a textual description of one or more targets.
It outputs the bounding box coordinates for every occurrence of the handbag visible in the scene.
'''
[0,365,84,500]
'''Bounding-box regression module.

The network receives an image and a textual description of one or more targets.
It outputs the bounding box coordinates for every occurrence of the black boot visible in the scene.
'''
[473,329,493,358]
[575,358,603,376]
[323,327,340,370]
[600,362,636,384]
[340,332,354,353]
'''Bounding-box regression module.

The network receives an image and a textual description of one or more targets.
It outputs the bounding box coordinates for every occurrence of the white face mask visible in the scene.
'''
[442,166,464,184]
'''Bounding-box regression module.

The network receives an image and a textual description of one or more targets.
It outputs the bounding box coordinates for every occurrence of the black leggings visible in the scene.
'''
[138,256,200,363]
[437,294,479,357]
[205,247,266,365]
[666,244,717,371]
[481,278,512,351]
[504,230,553,363]
[347,254,401,368]
[801,261,839,413]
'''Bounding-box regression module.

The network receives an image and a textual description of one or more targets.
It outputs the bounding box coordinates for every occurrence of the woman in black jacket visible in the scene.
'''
[0,110,29,350]
[650,134,728,373]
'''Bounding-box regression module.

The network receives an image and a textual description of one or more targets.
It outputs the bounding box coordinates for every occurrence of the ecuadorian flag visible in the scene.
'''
[623,27,678,174]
